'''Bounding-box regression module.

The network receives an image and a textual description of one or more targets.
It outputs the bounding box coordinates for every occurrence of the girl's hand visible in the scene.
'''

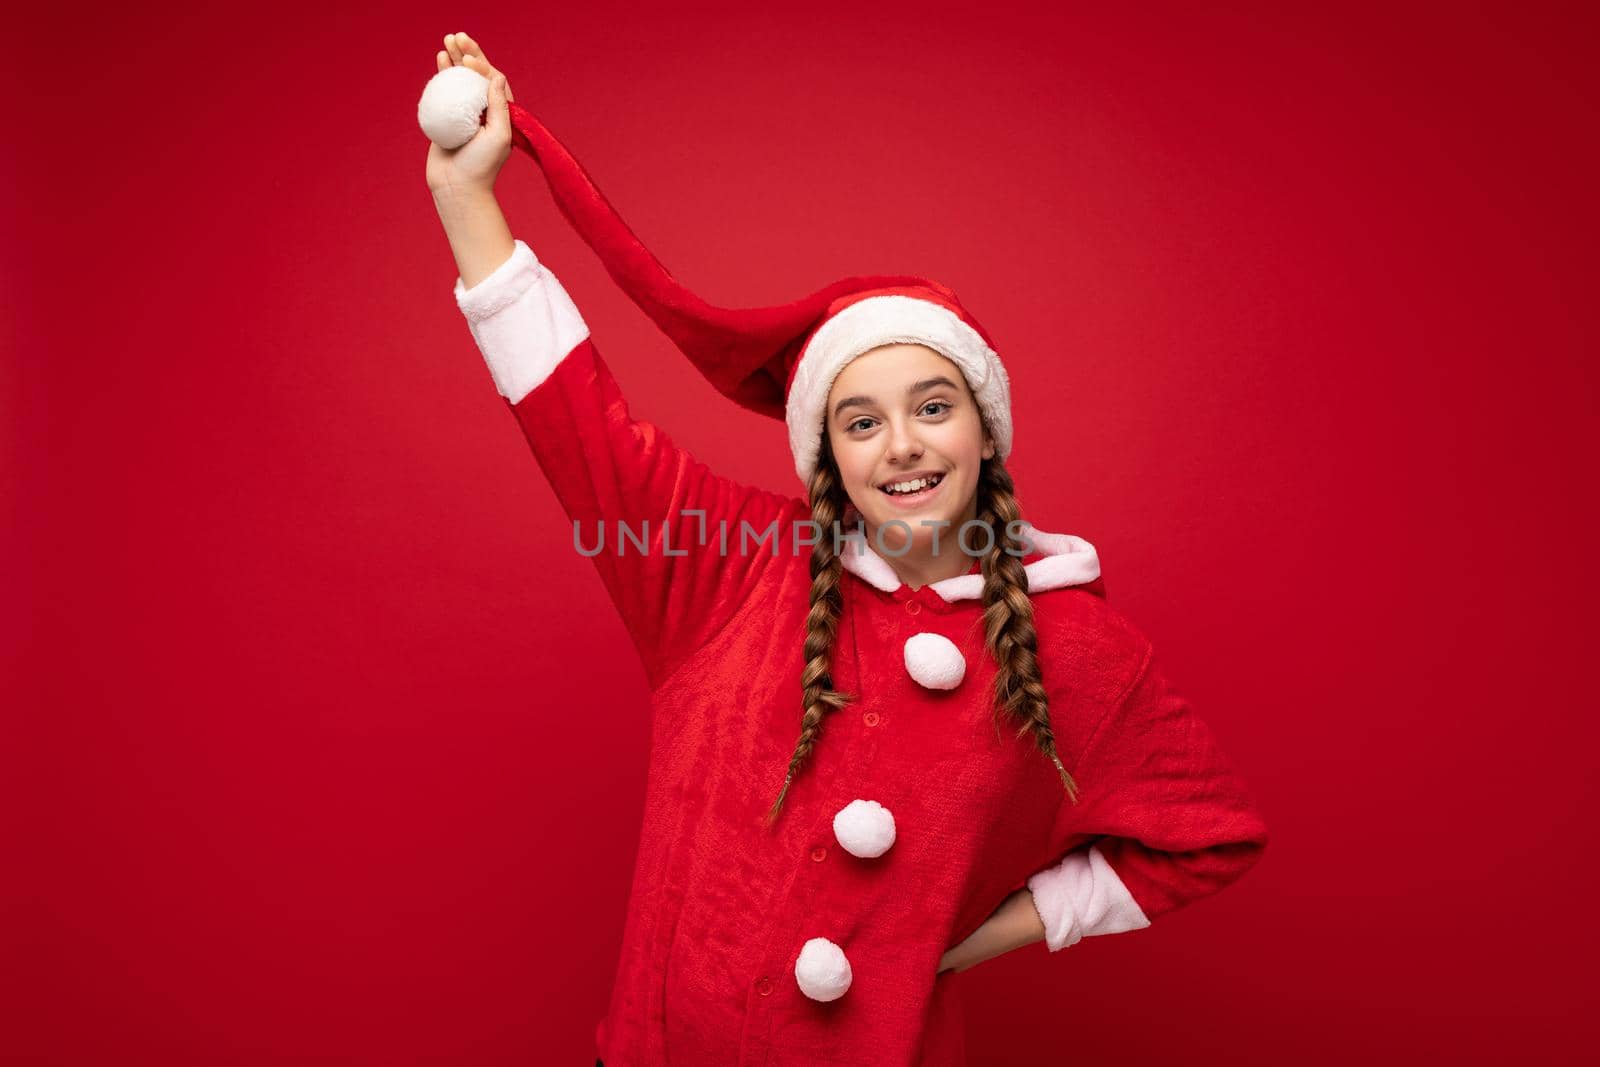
[936,887,1047,974]
[425,32,516,197]
[937,935,976,974]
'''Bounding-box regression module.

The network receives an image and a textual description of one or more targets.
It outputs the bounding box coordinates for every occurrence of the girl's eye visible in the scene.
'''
[845,402,948,432]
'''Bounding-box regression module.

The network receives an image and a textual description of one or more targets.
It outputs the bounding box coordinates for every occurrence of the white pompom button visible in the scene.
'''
[833,799,897,858]
[417,66,490,149]
[904,632,966,690]
[795,937,852,1002]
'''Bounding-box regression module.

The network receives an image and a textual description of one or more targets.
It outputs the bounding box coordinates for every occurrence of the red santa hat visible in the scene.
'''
[420,69,1014,484]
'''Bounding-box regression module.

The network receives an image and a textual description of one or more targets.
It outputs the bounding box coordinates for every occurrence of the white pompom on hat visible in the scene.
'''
[418,70,1015,485]
[418,66,491,150]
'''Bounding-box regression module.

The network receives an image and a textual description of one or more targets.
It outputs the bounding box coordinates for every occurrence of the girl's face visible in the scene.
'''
[824,343,995,552]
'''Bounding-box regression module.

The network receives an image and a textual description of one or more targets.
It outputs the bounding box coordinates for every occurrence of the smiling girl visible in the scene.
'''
[422,32,1268,1067]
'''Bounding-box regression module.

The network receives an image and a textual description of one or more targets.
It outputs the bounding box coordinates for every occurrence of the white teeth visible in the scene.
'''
[882,475,942,495]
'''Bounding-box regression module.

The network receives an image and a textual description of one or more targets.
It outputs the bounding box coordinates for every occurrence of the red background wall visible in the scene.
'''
[8,1,1597,1063]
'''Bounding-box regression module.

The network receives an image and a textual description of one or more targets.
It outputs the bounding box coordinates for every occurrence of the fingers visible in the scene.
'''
[486,74,511,131]
[445,30,489,68]
[456,34,513,101]
[456,32,490,67]
[441,31,514,102]
[462,53,494,91]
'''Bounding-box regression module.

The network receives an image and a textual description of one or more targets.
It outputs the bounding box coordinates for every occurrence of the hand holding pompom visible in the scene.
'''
[422,32,516,194]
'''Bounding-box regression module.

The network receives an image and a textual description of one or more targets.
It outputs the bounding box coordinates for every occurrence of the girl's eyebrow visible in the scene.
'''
[832,376,960,418]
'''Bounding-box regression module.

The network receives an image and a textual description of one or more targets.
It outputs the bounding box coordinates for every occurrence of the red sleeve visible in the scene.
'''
[1060,643,1270,924]
[456,239,803,688]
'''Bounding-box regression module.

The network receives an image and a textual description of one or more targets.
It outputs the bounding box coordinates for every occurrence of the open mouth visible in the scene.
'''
[877,472,946,504]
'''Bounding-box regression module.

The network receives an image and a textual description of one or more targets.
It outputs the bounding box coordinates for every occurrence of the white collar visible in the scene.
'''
[837,520,1101,602]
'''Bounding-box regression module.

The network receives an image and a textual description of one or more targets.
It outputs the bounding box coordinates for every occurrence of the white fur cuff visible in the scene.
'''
[1027,845,1152,951]
[452,238,592,403]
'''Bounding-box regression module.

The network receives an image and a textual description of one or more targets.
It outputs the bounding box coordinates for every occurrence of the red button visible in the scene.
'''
[755,975,774,996]
[863,711,881,727]
[811,845,827,862]
[905,600,922,615]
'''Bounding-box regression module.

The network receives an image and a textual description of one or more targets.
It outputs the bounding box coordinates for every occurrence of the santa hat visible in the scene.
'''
[419,69,1014,485]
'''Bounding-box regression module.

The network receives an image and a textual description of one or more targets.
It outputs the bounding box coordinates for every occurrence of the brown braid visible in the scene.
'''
[763,447,855,828]
[976,457,1080,802]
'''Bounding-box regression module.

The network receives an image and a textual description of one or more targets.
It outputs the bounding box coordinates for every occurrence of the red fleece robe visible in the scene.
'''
[453,239,1270,1066]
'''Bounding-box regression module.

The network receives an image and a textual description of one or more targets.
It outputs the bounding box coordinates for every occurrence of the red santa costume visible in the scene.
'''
[425,77,1269,1067]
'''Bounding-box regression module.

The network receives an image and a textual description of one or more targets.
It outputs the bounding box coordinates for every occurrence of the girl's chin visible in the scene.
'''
[861,498,964,534]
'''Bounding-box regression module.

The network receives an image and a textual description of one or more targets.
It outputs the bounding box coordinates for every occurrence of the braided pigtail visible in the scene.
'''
[765,448,855,828]
[977,457,1080,803]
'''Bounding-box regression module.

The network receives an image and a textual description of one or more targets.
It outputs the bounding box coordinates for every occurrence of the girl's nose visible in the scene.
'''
[886,420,924,464]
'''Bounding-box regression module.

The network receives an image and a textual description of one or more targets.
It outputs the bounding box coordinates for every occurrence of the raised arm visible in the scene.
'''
[426,36,801,690]
[426,34,516,288]
[451,240,801,686]
[433,184,515,291]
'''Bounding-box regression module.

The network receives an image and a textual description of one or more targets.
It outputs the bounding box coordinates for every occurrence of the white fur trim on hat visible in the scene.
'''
[903,632,967,690]
[832,799,897,858]
[795,937,853,1001]
[785,295,1013,483]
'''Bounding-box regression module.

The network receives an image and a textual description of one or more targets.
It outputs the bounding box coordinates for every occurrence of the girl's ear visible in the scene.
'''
[981,435,996,461]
